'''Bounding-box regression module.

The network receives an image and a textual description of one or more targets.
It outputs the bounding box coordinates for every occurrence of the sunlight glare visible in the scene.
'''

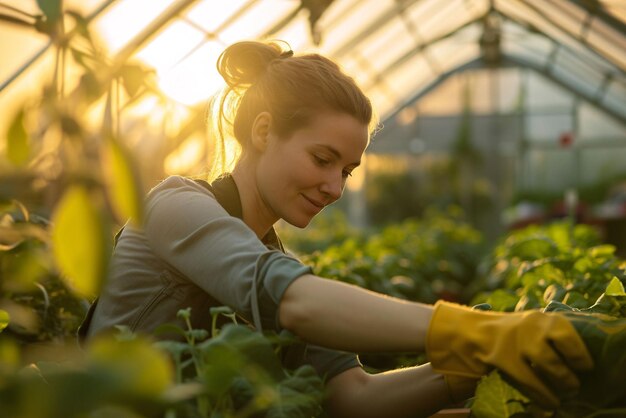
[157,41,225,106]
[93,0,173,54]
[164,134,205,174]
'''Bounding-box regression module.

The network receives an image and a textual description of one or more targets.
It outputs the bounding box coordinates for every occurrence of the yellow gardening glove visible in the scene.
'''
[426,301,594,408]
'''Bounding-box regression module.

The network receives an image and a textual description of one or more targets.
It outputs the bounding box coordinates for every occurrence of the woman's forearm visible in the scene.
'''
[325,364,457,418]
[278,274,434,352]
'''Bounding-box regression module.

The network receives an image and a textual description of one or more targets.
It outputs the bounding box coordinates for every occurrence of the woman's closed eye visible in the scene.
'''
[313,154,331,166]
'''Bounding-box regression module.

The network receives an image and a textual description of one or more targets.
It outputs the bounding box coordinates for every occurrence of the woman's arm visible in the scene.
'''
[325,363,469,418]
[279,274,433,352]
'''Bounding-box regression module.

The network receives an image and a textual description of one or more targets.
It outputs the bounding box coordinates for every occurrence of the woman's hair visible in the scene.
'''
[207,40,377,179]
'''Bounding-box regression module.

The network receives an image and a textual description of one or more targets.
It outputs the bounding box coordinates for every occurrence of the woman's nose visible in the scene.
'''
[320,171,344,202]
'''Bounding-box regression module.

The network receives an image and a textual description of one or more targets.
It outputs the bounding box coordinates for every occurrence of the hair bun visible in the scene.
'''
[217,41,291,89]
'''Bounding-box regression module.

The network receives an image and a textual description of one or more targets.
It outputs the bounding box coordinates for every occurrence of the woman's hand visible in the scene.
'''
[426,301,594,408]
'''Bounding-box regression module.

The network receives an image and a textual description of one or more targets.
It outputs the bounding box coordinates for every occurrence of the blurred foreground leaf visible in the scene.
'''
[104,138,144,225]
[0,309,9,331]
[7,109,30,166]
[87,336,173,397]
[51,186,110,297]
[606,277,626,296]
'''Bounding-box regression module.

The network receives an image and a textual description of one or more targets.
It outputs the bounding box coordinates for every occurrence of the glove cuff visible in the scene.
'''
[427,300,496,379]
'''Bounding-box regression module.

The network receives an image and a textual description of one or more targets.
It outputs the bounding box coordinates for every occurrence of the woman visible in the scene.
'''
[83,40,593,417]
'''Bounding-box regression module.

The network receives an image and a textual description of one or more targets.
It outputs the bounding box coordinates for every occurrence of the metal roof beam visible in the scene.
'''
[329,0,422,58]
[570,0,626,37]
[493,8,625,78]
[514,0,625,72]
[381,53,625,128]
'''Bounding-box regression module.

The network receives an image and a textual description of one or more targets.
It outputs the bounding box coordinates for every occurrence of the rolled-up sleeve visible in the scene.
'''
[143,176,311,331]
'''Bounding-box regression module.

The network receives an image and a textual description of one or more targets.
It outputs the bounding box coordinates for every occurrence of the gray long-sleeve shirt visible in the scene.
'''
[86,175,359,379]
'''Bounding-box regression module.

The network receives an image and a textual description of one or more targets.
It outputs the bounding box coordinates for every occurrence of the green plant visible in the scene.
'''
[0,307,327,418]
[469,221,626,418]
[470,221,625,311]
[471,279,626,418]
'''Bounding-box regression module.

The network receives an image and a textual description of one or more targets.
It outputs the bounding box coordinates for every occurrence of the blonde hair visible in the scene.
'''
[207,40,377,180]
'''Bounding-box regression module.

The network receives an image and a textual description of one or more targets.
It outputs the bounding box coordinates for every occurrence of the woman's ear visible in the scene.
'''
[250,112,273,152]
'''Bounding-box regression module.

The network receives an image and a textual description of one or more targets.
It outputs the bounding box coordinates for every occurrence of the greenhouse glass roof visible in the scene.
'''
[1,0,625,128]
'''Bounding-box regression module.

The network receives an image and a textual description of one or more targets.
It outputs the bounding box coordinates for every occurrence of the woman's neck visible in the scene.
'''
[231,163,277,239]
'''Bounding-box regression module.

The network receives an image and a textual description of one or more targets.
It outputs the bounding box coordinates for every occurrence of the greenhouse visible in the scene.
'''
[1,1,625,417]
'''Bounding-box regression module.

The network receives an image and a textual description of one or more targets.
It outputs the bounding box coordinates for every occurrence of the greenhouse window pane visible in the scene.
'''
[351,17,413,74]
[469,69,508,115]
[0,26,48,84]
[367,85,398,120]
[552,49,604,98]
[218,0,300,44]
[93,0,175,53]
[185,0,250,33]
[525,114,573,142]
[587,18,626,68]
[321,0,395,55]
[407,0,485,45]
[580,148,626,186]
[496,68,523,114]
[270,12,311,51]
[525,71,574,111]
[528,149,578,191]
[533,0,586,37]
[339,56,371,90]
[381,55,434,104]
[427,24,481,72]
[578,103,626,140]
[496,0,583,54]
[602,80,626,117]
[155,41,226,106]
[501,31,553,69]
[599,0,626,22]
[416,73,465,116]
[135,21,206,73]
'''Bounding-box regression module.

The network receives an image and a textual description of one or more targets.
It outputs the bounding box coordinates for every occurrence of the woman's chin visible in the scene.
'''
[284,214,314,229]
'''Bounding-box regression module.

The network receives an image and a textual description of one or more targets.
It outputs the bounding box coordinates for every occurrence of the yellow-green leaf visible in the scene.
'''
[88,336,173,397]
[104,138,144,225]
[0,309,9,332]
[606,277,626,296]
[51,186,110,297]
[7,109,30,166]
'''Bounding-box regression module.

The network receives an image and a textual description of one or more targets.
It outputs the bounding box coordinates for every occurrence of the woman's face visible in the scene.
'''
[256,112,369,228]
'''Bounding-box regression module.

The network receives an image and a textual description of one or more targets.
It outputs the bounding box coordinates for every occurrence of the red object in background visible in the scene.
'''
[559,131,574,148]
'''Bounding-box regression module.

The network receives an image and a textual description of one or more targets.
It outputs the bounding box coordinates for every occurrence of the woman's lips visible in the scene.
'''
[302,194,325,210]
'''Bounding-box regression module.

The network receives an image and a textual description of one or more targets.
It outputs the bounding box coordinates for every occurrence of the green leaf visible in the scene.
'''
[6,109,30,166]
[485,289,519,312]
[507,237,558,260]
[606,277,626,296]
[561,313,626,409]
[103,138,144,225]
[267,365,325,418]
[0,309,9,332]
[119,63,149,98]
[472,371,529,418]
[51,185,110,297]
[87,336,173,397]
[36,0,62,25]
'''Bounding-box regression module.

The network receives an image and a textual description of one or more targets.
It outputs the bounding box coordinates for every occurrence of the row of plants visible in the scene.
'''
[469,221,626,418]
[0,306,327,418]
[285,206,485,306]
